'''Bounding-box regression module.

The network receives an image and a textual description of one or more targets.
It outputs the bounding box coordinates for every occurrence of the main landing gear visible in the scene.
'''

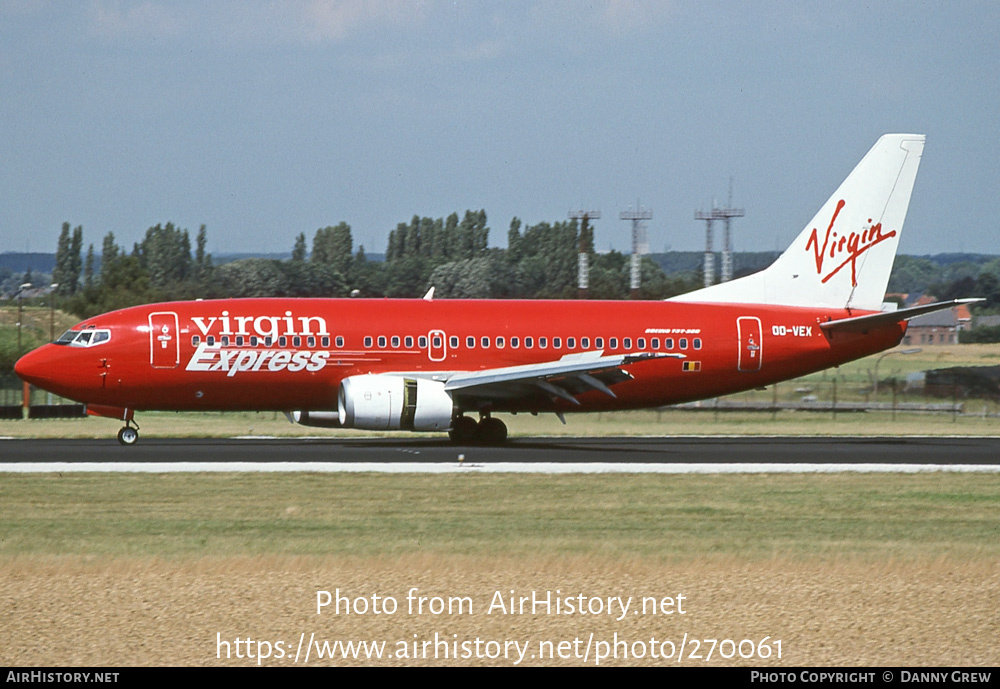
[449,414,508,445]
[117,420,139,446]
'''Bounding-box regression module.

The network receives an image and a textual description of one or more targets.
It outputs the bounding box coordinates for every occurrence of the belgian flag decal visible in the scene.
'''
[682,361,701,372]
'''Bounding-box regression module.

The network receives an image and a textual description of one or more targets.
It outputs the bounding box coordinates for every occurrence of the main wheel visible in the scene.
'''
[476,417,508,445]
[448,416,478,444]
[117,426,139,445]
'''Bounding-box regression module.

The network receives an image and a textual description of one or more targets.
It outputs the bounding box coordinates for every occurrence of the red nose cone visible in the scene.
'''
[14,347,51,387]
[14,349,46,386]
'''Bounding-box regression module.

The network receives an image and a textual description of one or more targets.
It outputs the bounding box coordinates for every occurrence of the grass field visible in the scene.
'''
[1,472,998,666]
[4,473,998,560]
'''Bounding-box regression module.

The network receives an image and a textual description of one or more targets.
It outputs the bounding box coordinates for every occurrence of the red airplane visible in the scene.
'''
[15,134,976,445]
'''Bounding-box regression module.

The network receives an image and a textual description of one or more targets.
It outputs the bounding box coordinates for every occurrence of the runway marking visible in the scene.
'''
[2,462,999,474]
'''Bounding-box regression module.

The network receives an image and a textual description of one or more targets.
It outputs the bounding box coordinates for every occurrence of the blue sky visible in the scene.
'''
[2,1,998,258]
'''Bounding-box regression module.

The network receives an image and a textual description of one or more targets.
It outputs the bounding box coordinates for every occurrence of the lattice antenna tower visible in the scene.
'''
[695,202,717,288]
[712,179,744,282]
[569,209,600,298]
[620,200,652,297]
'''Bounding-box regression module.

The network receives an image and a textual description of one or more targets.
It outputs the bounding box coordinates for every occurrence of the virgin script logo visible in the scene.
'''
[804,199,896,286]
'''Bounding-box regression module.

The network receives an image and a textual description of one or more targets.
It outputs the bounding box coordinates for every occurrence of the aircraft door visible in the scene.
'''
[737,316,763,372]
[428,329,446,362]
[149,311,180,369]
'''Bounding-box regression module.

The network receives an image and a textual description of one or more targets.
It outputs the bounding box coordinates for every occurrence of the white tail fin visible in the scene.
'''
[671,134,925,311]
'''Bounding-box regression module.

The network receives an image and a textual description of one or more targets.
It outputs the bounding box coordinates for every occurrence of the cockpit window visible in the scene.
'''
[54,329,112,347]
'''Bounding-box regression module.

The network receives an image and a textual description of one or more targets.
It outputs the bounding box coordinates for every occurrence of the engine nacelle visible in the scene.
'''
[289,410,342,428]
[338,375,454,431]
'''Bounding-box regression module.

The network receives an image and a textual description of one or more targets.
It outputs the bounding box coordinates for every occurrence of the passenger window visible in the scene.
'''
[481,336,490,349]
[511,337,519,348]
[582,337,590,348]
[308,336,316,347]
[364,336,373,348]
[524,336,533,348]
[666,338,673,349]
[623,337,632,349]
[236,336,245,346]
[392,336,400,348]
[680,338,688,349]
[192,336,201,346]
[404,336,413,348]
[279,337,287,347]
[419,336,428,348]
[553,337,561,348]
[378,336,387,347]
[539,337,547,349]
[496,337,505,349]
[467,336,475,348]
[652,337,659,349]
[694,338,702,350]
[637,337,645,349]
[609,337,617,349]
[450,336,458,348]
[567,337,576,348]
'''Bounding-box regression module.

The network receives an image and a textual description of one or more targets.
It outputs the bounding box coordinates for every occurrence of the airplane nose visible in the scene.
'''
[14,347,54,388]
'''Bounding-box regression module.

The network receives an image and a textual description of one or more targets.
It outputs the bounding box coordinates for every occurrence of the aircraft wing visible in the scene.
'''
[444,350,684,407]
[819,298,983,334]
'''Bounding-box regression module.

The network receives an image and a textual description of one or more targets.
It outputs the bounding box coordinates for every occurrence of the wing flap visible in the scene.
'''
[444,350,683,406]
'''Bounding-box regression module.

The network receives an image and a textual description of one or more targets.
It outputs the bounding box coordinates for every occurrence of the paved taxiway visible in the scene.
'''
[2,436,999,473]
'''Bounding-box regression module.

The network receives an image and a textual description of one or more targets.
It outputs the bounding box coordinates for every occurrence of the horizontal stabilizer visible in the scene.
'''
[819,298,983,333]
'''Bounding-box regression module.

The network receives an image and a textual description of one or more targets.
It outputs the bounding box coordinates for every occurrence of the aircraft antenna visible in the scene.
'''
[569,209,600,299]
[620,200,652,298]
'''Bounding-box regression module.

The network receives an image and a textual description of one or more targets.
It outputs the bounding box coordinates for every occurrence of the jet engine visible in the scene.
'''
[336,375,454,431]
[289,410,342,428]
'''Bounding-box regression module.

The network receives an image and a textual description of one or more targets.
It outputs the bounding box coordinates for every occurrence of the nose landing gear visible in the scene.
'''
[117,421,139,445]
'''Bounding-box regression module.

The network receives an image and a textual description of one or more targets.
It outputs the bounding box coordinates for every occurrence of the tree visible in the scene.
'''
[292,232,307,262]
[84,244,95,289]
[194,225,212,283]
[52,223,76,295]
[69,225,83,293]
[101,232,119,277]
[311,223,353,275]
[507,217,522,264]
[139,223,192,288]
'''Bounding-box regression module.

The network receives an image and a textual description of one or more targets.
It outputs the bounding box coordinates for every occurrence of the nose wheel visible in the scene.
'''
[117,424,139,446]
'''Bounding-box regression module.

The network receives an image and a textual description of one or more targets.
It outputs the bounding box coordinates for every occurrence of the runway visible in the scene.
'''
[2,436,999,473]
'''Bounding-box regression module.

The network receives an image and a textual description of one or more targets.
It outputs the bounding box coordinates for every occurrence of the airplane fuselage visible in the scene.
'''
[15,297,905,417]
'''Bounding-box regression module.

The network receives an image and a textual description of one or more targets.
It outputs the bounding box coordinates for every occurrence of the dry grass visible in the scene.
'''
[2,554,997,666]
